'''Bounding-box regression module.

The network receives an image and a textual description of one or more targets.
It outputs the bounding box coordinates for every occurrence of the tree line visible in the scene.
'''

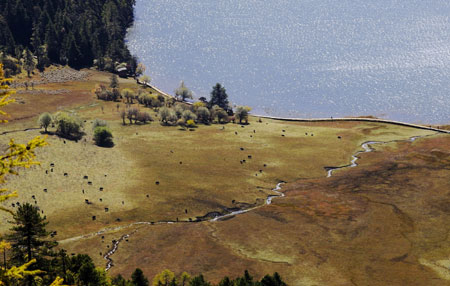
[0,0,136,74]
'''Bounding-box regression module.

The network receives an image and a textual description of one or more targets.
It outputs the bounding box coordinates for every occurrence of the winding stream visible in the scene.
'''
[60,133,438,271]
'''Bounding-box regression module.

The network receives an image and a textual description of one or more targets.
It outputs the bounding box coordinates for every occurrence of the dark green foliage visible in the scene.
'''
[209,83,229,111]
[0,0,136,70]
[7,203,57,285]
[78,261,99,286]
[93,126,114,147]
[260,272,287,286]
[131,268,149,286]
[7,203,55,265]
[189,274,210,286]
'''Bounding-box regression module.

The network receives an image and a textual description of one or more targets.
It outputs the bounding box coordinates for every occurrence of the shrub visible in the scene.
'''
[235,106,249,124]
[216,109,229,123]
[182,110,197,122]
[92,119,107,130]
[159,107,177,125]
[186,119,196,128]
[136,111,152,124]
[174,104,185,119]
[196,107,210,124]
[93,126,113,147]
[54,112,83,139]
[38,112,52,132]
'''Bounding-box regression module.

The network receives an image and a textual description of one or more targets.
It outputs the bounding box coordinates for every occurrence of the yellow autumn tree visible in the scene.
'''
[0,64,65,286]
[152,269,175,286]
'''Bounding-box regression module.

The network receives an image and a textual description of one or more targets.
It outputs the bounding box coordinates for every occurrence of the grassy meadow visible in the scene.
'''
[1,67,448,285]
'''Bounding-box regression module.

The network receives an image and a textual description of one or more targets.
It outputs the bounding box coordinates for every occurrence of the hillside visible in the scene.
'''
[1,67,449,285]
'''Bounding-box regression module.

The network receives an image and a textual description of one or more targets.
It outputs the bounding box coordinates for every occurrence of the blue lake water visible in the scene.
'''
[126,0,450,124]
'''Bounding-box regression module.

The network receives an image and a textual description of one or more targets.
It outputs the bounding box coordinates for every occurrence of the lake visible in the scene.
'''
[126,0,450,124]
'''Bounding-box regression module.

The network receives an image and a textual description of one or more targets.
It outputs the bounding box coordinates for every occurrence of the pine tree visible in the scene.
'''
[23,48,35,78]
[7,203,55,265]
[131,268,149,286]
[209,83,229,111]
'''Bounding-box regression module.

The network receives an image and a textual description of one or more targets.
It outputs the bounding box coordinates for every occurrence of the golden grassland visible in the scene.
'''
[1,68,449,285]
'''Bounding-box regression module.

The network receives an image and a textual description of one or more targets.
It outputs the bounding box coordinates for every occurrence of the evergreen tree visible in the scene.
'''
[23,48,35,77]
[131,268,149,286]
[7,203,55,265]
[209,83,229,111]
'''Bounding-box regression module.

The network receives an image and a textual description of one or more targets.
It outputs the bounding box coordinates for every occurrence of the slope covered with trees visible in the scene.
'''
[0,0,136,71]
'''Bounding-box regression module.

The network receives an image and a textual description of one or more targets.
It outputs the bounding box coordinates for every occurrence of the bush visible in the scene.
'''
[92,119,107,130]
[136,111,152,124]
[181,110,197,122]
[196,107,210,124]
[159,107,177,125]
[54,112,83,139]
[235,106,249,124]
[93,126,113,147]
[216,109,229,123]
[174,104,185,118]
[186,119,196,128]
[38,112,52,132]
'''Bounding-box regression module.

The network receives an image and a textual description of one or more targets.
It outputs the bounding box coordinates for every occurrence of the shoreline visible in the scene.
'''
[136,79,450,134]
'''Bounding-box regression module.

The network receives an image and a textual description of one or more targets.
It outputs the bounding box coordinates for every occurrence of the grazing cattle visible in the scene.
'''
[45,170,48,174]
[51,168,53,172]
[83,176,88,179]
[155,181,160,185]
[105,208,109,212]
[50,163,55,167]
[43,189,47,192]
[122,201,124,205]
[248,155,252,159]
[282,134,285,137]
[116,218,121,222]
[263,164,267,167]
[240,147,244,151]
[146,194,149,198]
[88,181,92,185]
[92,216,96,220]
[185,209,188,214]
[179,161,182,164]
[64,173,68,177]
[235,132,238,135]
[99,198,102,202]
[338,136,342,139]
[99,187,104,191]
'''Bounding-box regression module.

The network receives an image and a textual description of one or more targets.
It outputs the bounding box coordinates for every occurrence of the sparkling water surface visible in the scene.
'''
[126,0,450,124]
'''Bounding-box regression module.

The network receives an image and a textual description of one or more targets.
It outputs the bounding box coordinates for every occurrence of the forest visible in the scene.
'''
[0,0,136,73]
